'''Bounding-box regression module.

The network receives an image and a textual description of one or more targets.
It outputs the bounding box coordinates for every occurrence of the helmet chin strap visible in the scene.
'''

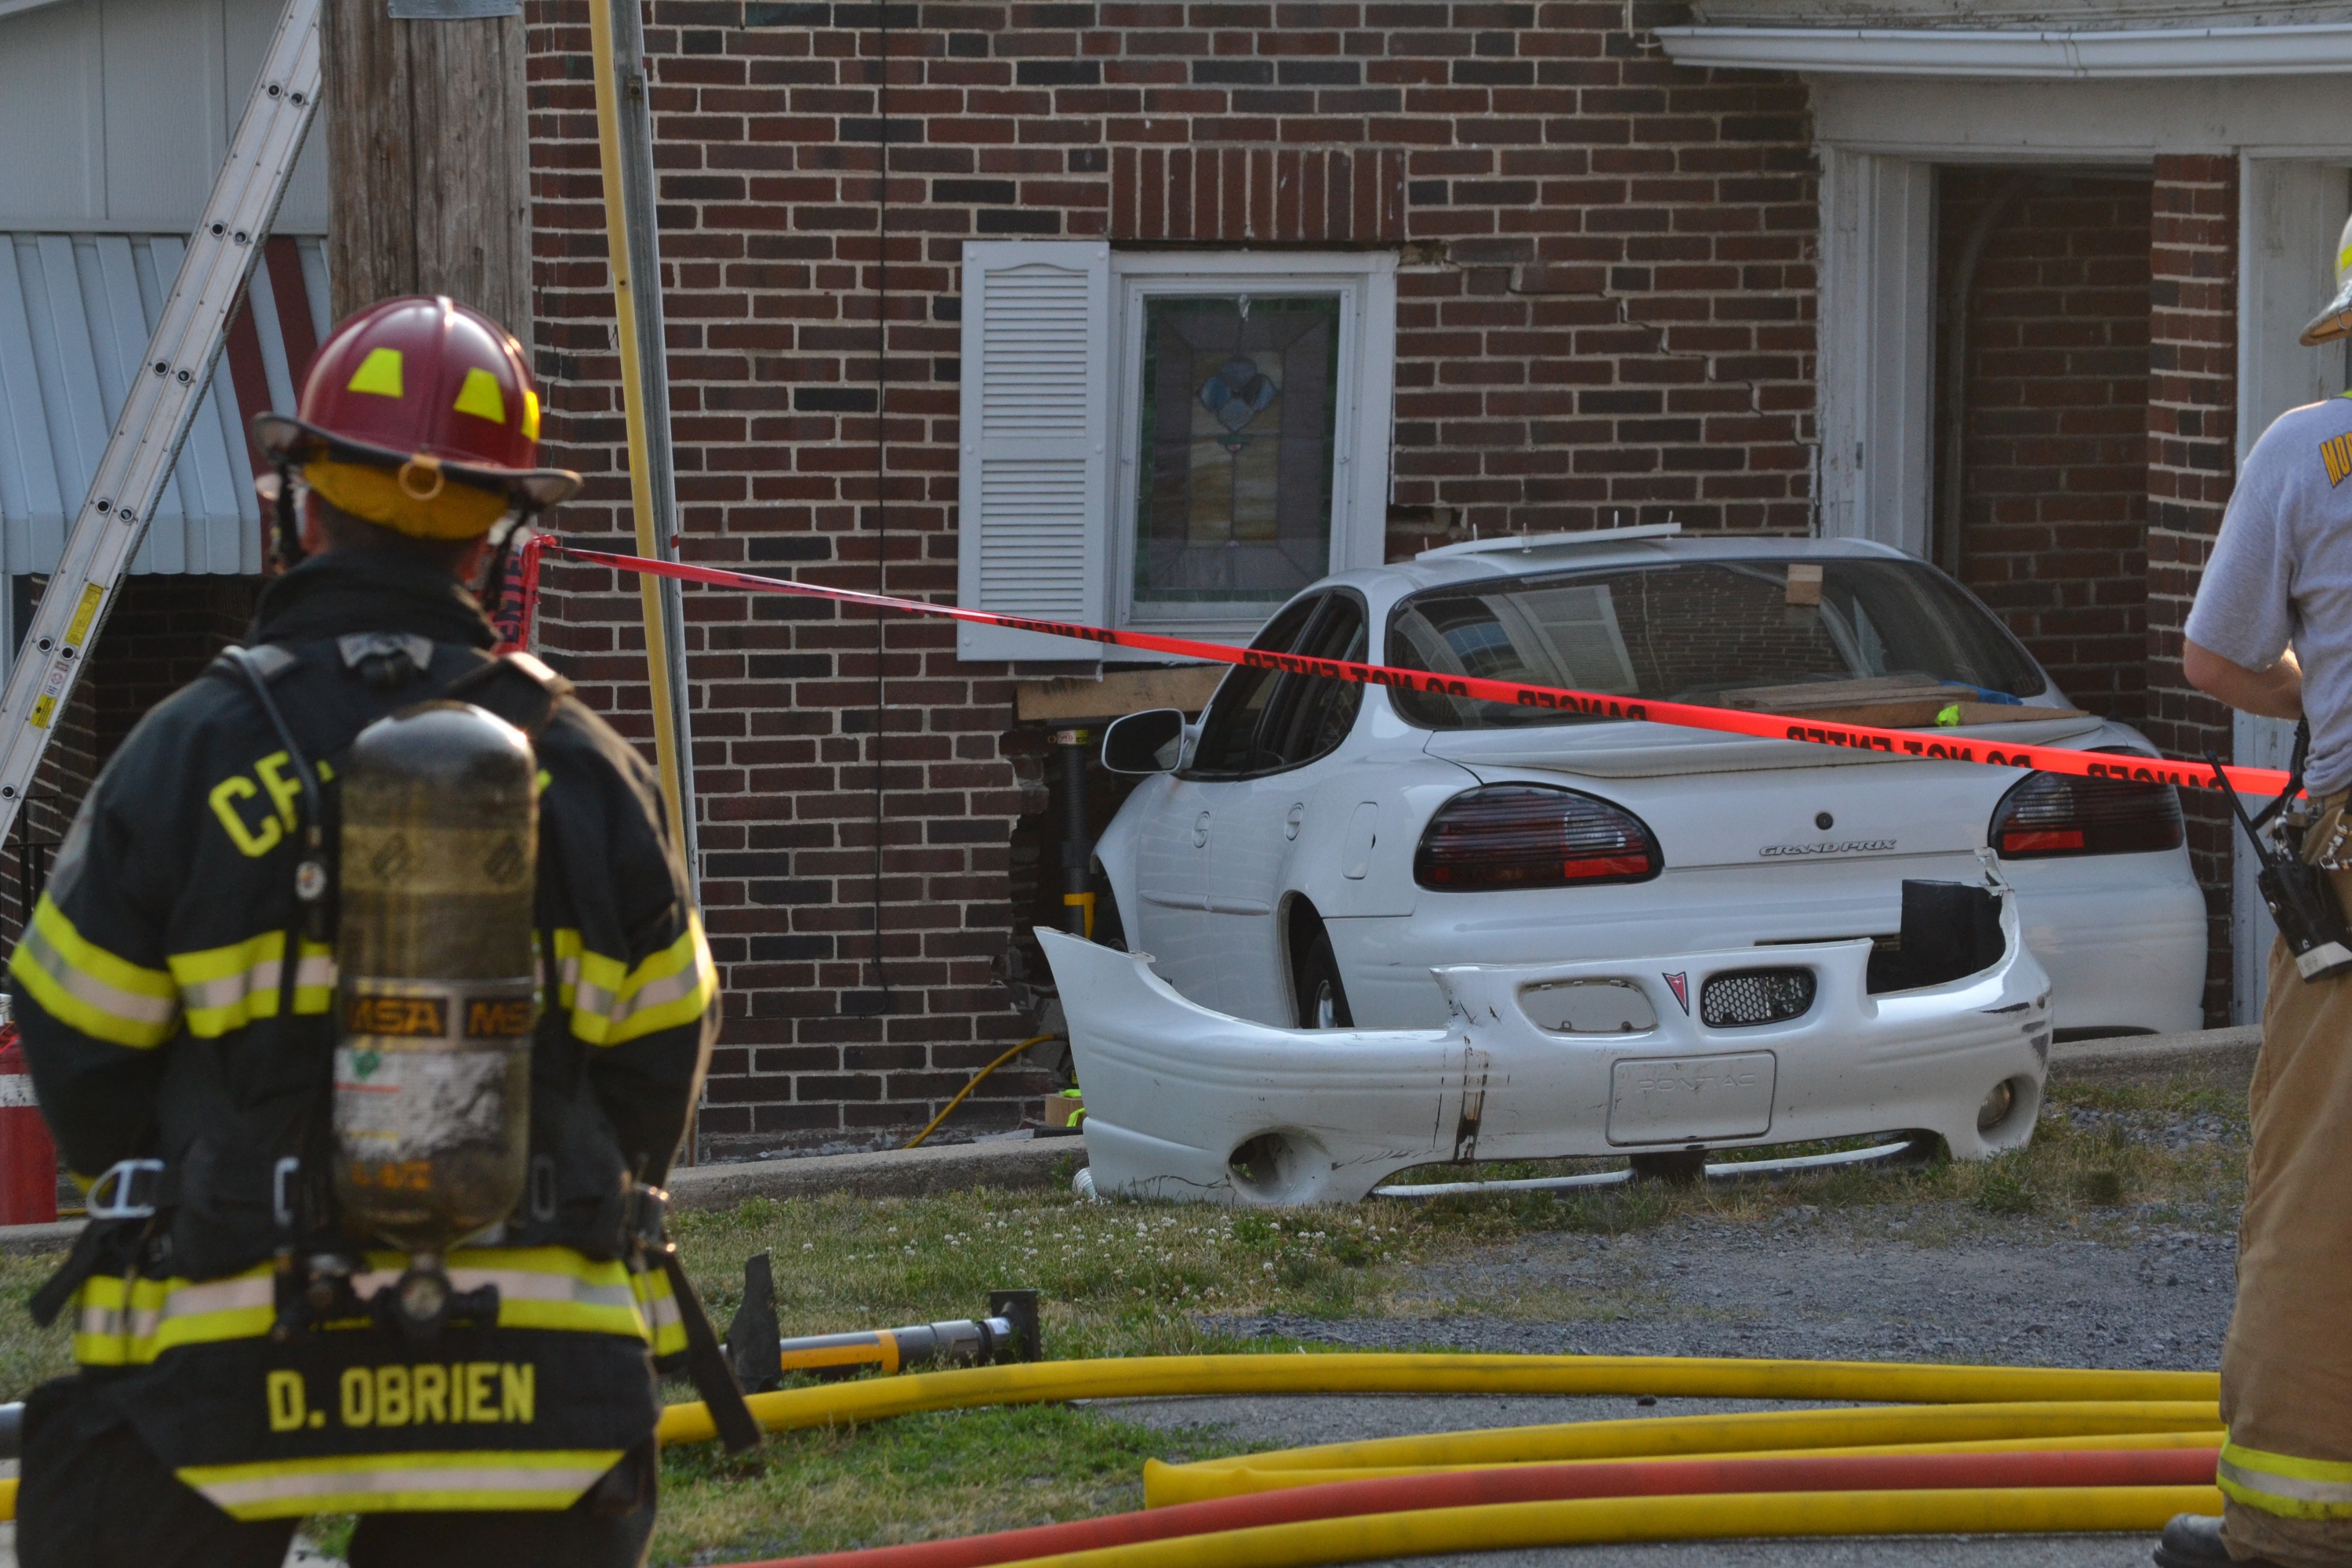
[480,510,537,617]
[273,463,307,570]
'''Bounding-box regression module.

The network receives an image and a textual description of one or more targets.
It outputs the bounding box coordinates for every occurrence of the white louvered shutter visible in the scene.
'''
[956,241,1109,662]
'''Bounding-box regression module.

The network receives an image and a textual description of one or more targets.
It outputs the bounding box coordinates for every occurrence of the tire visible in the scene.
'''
[1292,927,1354,1029]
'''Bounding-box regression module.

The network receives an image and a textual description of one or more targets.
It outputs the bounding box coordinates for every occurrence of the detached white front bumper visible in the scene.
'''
[1038,884,2053,1207]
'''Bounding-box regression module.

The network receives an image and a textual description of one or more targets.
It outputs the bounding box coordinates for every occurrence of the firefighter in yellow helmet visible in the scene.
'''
[2159,219,2352,1568]
[7,298,729,1568]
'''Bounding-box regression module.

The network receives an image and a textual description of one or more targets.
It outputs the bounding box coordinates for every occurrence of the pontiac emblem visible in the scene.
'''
[1663,972,1690,1014]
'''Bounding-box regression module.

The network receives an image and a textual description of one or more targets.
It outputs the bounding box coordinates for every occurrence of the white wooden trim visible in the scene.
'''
[1658,21,2352,78]
[2230,154,2351,1022]
[1816,147,1933,558]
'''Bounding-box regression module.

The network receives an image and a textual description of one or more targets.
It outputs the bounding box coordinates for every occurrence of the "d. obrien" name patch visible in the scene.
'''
[266,1362,535,1432]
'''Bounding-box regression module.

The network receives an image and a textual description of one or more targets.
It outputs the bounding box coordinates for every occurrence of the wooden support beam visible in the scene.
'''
[322,0,532,343]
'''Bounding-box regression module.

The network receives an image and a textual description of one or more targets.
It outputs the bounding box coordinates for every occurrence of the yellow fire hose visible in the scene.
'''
[887,1486,2224,1568]
[1155,1398,2219,1478]
[0,1352,2224,1541]
[654,1351,2218,1446]
[1144,1428,2228,1504]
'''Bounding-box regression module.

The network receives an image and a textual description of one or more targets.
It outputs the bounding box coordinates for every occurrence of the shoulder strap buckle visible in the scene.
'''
[86,1158,166,1221]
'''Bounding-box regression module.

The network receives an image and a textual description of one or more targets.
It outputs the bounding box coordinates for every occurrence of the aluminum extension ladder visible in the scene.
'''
[0,0,321,845]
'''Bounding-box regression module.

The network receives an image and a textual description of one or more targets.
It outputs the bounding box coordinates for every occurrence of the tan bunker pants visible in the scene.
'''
[2221,795,2352,1567]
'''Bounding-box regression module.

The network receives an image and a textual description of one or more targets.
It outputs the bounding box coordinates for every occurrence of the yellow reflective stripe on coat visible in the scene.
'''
[74,1266,278,1365]
[551,913,716,1047]
[2220,1440,2352,1519]
[73,1250,656,1367]
[8,895,180,1048]
[177,1448,622,1521]
[631,1263,687,1358]
[168,931,336,1036]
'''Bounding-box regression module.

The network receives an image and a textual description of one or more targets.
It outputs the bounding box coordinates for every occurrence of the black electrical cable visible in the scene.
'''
[858,5,895,1015]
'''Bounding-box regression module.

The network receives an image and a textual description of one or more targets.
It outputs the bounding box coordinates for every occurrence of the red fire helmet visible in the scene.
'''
[252,296,580,524]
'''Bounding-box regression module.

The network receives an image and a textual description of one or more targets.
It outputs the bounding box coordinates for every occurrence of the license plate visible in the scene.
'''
[1606,1052,1777,1145]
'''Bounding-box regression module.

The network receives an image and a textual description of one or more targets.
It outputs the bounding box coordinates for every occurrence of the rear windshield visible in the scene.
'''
[1385,557,2047,731]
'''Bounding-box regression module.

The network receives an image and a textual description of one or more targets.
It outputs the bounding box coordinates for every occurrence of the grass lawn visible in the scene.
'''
[0,1069,2247,1565]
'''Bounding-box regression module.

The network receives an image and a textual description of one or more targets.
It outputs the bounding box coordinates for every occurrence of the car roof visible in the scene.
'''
[1321,532,1912,604]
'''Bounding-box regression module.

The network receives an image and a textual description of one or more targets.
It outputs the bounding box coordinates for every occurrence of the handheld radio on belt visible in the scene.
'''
[2212,722,2352,983]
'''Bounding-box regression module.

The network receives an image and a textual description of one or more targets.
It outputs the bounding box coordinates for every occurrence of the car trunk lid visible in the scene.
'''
[1424,710,2104,872]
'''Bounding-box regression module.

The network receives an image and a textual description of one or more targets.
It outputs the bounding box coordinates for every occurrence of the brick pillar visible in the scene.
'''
[2144,153,2238,1025]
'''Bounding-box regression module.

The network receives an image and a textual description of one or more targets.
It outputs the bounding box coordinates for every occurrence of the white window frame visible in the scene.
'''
[1103,250,1395,656]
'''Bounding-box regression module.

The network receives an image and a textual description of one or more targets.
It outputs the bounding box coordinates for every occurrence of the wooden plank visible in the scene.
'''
[1015,663,1227,723]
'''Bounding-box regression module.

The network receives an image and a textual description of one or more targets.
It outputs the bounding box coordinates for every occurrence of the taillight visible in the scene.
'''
[1989,769,2183,858]
[1414,786,1662,891]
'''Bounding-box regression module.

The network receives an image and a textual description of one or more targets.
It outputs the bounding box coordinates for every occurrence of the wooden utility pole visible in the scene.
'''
[321,0,532,344]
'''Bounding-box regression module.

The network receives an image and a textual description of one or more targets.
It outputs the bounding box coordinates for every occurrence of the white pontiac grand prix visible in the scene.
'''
[1038,528,2208,1206]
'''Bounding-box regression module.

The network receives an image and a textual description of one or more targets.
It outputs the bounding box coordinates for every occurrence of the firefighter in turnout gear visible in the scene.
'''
[2157,216,2352,1568]
[6,297,722,1568]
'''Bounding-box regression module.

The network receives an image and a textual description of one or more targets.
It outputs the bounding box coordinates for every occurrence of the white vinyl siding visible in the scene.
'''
[0,232,329,581]
[0,0,328,234]
[956,241,1111,663]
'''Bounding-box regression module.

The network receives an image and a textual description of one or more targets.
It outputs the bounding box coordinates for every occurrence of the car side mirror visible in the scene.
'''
[1102,708,1185,774]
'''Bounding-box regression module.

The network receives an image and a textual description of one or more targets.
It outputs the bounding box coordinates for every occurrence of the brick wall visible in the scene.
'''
[1940,169,2151,728]
[2143,153,2238,1025]
[521,0,1821,1149]
[90,577,264,769]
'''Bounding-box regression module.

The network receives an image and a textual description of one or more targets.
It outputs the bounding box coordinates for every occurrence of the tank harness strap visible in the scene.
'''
[441,651,572,740]
[219,647,344,1314]
[626,1183,760,1454]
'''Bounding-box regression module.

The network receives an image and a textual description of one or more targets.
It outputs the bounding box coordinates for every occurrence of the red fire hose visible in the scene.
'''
[710,1445,2220,1568]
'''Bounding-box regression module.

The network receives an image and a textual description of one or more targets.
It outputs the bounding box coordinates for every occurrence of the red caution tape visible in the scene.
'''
[532,538,2288,797]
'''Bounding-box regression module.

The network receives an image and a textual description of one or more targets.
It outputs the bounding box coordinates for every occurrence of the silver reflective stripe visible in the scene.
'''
[608,964,702,1030]
[193,1460,612,1512]
[181,953,336,1011]
[76,1273,276,1342]
[349,1265,637,1312]
[2220,1456,2352,1508]
[20,922,177,1025]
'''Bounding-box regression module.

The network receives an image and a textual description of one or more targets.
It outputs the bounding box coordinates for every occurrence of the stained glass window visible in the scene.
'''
[1134,294,1343,606]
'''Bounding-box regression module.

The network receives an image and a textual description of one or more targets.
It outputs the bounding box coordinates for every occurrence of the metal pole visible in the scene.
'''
[587,0,698,884]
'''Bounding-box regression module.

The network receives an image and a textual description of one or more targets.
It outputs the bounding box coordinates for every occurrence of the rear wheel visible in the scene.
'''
[1292,928,1354,1029]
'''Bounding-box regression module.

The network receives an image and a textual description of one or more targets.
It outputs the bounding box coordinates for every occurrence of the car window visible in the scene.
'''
[1385,557,2048,730]
[1254,596,1368,770]
[1183,594,1367,779]
[1186,595,1323,776]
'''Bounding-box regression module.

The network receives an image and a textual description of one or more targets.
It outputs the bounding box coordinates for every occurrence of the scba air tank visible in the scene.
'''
[332,701,538,1321]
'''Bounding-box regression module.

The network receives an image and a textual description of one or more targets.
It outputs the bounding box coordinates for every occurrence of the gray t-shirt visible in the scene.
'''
[2187,393,2352,797]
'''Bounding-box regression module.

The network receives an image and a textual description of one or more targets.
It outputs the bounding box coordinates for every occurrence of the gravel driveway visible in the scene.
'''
[1094,1194,2238,1568]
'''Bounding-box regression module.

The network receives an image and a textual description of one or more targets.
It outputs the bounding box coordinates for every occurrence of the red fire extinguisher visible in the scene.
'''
[0,1017,58,1225]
